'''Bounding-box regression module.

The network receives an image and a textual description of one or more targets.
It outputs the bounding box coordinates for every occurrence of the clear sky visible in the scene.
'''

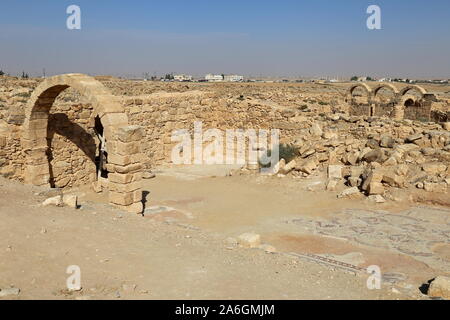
[0,0,449,78]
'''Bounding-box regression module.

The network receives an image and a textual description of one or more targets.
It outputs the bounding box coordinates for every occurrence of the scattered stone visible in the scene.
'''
[422,163,447,175]
[423,182,447,193]
[382,171,405,188]
[62,194,78,209]
[338,187,360,198]
[428,276,450,299]
[406,133,423,143]
[380,135,395,148]
[42,195,63,207]
[143,171,156,179]
[442,122,450,131]
[280,160,296,175]
[327,165,342,180]
[297,159,317,175]
[309,123,323,136]
[362,149,382,163]
[368,195,386,203]
[237,233,261,248]
[326,179,338,191]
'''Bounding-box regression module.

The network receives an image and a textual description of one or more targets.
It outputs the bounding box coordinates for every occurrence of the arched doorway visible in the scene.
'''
[347,83,373,116]
[21,73,144,213]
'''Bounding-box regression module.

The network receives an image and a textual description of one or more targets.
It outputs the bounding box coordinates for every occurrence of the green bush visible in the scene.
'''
[259,143,299,168]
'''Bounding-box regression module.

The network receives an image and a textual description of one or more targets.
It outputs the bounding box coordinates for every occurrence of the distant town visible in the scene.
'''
[1,69,449,85]
[149,73,450,85]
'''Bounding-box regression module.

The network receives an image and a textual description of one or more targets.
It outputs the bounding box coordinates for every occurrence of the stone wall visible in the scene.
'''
[0,76,449,191]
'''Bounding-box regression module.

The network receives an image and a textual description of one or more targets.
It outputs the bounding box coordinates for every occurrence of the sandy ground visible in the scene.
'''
[1,166,447,300]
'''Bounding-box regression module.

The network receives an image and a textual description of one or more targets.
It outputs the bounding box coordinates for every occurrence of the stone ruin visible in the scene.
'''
[346,83,449,122]
[0,73,449,213]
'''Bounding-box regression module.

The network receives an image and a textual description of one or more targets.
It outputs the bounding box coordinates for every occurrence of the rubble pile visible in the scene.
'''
[258,114,450,200]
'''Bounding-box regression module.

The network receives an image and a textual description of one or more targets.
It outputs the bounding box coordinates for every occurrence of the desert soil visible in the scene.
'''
[1,165,448,300]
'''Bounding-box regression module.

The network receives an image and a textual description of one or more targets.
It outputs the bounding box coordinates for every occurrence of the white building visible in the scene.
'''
[205,74,224,82]
[174,74,193,82]
[224,74,244,82]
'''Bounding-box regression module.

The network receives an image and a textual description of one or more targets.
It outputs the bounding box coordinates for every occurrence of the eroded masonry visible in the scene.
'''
[0,73,449,213]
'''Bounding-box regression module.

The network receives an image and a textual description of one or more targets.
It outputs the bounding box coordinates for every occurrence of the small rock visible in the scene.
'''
[42,195,63,207]
[338,187,360,198]
[368,195,386,203]
[326,179,338,191]
[380,135,395,148]
[238,233,261,248]
[62,194,78,209]
[328,165,342,180]
[143,171,156,179]
[428,276,450,300]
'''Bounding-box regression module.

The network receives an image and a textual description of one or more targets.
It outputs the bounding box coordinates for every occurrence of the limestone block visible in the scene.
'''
[428,276,450,299]
[117,125,144,142]
[114,163,142,174]
[115,141,140,156]
[109,180,142,193]
[328,165,342,180]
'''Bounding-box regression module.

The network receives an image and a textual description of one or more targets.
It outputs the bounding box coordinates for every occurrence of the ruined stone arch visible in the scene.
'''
[21,73,143,213]
[399,85,427,97]
[348,83,373,98]
[372,83,399,98]
[347,83,373,116]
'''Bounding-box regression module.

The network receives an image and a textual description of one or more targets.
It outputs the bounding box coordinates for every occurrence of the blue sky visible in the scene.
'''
[0,0,449,78]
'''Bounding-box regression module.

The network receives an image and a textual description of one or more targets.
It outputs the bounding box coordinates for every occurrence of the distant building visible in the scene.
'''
[224,74,244,82]
[174,74,193,82]
[205,74,224,82]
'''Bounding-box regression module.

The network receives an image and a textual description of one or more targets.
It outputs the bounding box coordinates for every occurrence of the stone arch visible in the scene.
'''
[21,73,143,213]
[347,83,373,116]
[399,85,427,97]
[372,83,399,98]
[348,83,372,97]
[371,83,400,117]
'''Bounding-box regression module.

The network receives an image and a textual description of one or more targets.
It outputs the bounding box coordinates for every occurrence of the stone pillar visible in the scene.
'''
[394,105,404,120]
[22,117,51,186]
[107,125,144,214]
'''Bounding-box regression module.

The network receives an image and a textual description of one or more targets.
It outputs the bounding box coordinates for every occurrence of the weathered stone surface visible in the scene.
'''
[327,165,342,180]
[62,194,78,208]
[428,276,450,299]
[380,135,395,148]
[406,133,423,143]
[280,160,296,175]
[338,187,360,198]
[42,195,63,207]
[367,182,385,195]
[422,163,447,175]
[297,159,317,175]
[362,149,382,163]
[423,182,447,193]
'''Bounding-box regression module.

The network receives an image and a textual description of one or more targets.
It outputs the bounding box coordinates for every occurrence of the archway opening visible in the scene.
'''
[404,98,415,108]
